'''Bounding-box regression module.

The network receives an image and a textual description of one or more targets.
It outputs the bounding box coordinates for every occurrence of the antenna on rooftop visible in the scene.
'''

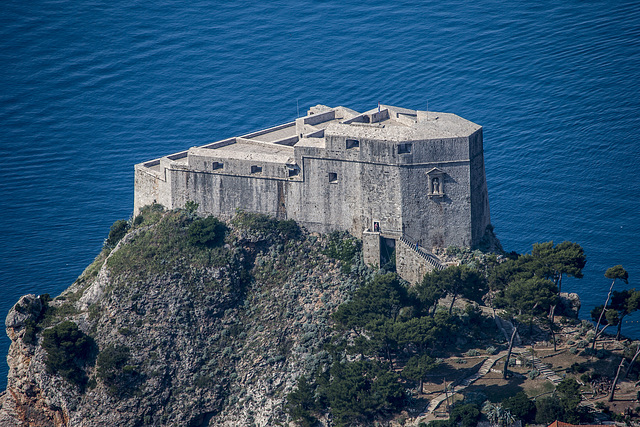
[297,99,300,118]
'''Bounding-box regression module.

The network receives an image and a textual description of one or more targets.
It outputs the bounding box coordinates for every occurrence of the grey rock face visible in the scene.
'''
[5,295,42,330]
[0,212,360,426]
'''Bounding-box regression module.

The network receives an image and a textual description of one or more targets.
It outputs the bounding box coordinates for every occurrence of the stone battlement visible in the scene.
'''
[134,104,491,282]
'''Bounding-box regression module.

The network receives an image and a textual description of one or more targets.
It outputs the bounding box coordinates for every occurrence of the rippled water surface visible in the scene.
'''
[1,0,639,387]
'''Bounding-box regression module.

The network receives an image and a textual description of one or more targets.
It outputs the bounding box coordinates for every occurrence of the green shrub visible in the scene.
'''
[502,391,536,423]
[41,321,95,388]
[19,294,51,345]
[570,362,586,373]
[22,319,38,345]
[133,215,144,226]
[133,203,165,227]
[96,344,140,396]
[317,360,405,426]
[323,231,361,273]
[449,403,481,427]
[188,216,227,247]
[104,219,130,249]
[232,210,300,240]
[184,200,199,215]
[286,375,318,427]
[535,396,564,424]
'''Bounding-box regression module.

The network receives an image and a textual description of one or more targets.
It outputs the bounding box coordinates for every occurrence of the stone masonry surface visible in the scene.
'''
[134,104,492,282]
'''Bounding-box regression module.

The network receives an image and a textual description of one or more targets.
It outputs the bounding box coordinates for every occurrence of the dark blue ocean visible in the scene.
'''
[1,0,639,388]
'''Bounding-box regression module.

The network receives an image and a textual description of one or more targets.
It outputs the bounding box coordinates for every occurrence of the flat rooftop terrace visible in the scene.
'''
[192,139,294,164]
[137,104,481,169]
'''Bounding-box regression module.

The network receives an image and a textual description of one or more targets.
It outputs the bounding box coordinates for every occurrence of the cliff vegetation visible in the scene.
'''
[0,206,637,427]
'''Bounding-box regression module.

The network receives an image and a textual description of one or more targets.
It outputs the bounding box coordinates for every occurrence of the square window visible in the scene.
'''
[328,172,338,183]
[251,165,262,174]
[398,143,412,154]
[346,139,360,149]
[212,161,223,170]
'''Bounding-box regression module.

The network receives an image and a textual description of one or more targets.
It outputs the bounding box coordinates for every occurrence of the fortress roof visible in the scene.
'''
[139,104,481,168]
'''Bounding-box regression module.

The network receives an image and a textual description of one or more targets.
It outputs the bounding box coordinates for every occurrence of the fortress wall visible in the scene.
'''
[134,162,173,215]
[325,128,406,164]
[399,135,474,249]
[400,160,472,250]
[285,156,402,237]
[290,157,360,234]
[411,137,469,163]
[303,110,335,126]
[187,153,290,179]
[468,129,491,245]
[357,161,403,237]
[168,170,285,220]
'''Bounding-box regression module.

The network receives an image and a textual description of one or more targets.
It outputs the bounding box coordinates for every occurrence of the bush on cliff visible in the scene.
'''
[104,219,130,249]
[96,344,140,396]
[232,210,301,240]
[323,231,361,273]
[41,321,95,388]
[291,360,404,427]
[187,216,227,247]
[132,203,165,227]
[106,211,232,278]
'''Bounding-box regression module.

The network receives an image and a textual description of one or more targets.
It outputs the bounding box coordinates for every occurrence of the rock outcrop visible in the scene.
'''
[0,209,366,426]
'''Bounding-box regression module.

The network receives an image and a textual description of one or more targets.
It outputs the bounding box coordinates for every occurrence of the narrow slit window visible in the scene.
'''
[346,139,360,149]
[212,161,223,170]
[328,172,338,183]
[398,143,412,154]
[251,165,262,174]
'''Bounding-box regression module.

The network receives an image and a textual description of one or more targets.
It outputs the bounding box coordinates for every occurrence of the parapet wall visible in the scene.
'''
[395,238,442,284]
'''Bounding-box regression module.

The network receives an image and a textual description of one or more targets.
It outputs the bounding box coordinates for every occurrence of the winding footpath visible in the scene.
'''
[410,347,564,425]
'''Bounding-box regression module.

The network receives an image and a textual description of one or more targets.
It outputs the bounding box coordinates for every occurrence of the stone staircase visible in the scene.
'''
[399,236,445,270]
[530,355,563,384]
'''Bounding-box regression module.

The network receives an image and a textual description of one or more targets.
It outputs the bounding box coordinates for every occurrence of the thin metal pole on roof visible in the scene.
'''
[297,99,300,118]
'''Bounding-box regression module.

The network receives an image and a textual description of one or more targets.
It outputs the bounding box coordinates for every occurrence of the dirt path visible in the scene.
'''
[407,346,565,426]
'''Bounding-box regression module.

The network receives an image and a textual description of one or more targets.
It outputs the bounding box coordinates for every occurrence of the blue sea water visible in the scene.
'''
[1,0,639,389]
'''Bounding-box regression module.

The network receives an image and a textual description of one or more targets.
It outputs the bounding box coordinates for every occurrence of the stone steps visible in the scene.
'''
[399,236,445,270]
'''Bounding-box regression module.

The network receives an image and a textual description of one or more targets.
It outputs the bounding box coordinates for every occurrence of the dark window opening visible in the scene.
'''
[373,222,380,232]
[346,139,360,149]
[288,167,299,177]
[328,172,338,183]
[398,143,412,154]
[251,165,262,174]
[212,161,223,170]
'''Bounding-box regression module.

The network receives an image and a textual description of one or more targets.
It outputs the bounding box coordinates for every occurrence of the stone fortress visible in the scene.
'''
[134,104,492,283]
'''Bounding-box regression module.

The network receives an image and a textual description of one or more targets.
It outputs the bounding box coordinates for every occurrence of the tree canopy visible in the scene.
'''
[494,277,558,323]
[532,241,586,292]
[414,265,486,315]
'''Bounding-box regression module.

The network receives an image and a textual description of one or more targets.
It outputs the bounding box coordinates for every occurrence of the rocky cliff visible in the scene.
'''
[0,207,367,426]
